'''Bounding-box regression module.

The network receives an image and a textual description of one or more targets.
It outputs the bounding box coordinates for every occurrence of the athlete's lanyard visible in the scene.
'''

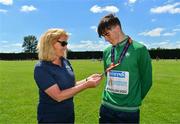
[105,36,132,73]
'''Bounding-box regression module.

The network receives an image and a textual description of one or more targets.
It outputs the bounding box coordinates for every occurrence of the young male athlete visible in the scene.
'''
[97,14,152,123]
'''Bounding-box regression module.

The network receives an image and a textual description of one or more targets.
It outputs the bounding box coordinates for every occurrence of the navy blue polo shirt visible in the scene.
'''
[34,57,75,121]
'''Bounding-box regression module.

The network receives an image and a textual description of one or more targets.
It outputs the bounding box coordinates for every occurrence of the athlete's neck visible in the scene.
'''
[113,33,126,46]
[118,33,126,43]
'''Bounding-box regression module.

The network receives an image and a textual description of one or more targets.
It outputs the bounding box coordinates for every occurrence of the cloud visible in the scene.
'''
[0,40,8,43]
[151,41,180,49]
[90,5,119,13]
[67,32,72,36]
[20,5,37,12]
[151,18,156,22]
[12,43,22,47]
[140,41,180,49]
[164,0,175,4]
[162,32,176,36]
[173,28,180,32]
[90,26,97,32]
[128,0,137,4]
[68,40,109,51]
[158,42,169,45]
[124,0,137,5]
[0,41,22,53]
[0,0,13,5]
[150,2,180,14]
[124,0,137,12]
[0,9,7,13]
[139,28,164,37]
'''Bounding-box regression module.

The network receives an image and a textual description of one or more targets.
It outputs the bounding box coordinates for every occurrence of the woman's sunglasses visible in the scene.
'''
[57,40,68,47]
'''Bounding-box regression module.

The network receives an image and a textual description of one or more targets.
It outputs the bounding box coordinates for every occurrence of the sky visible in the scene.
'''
[0,0,180,53]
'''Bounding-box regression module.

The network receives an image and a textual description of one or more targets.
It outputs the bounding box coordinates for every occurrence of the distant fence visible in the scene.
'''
[0,49,179,60]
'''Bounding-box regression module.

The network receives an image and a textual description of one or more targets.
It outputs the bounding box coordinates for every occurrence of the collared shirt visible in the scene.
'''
[34,57,75,119]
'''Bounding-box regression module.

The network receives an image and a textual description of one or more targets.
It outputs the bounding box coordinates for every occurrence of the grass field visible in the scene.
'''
[0,60,180,123]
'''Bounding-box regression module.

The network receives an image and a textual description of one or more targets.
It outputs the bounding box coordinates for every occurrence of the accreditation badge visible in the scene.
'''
[105,70,129,94]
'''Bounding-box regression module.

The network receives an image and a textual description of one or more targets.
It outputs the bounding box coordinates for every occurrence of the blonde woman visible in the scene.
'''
[34,28,102,123]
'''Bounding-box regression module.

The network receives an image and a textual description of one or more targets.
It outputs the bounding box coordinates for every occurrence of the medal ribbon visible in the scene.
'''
[106,36,132,72]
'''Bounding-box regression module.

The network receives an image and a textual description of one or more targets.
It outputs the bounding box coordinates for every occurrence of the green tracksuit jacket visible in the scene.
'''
[102,36,152,112]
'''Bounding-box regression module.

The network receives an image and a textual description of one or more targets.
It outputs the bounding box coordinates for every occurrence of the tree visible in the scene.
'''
[22,35,38,53]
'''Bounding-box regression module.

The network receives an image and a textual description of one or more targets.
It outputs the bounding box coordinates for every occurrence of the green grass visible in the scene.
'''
[0,60,180,123]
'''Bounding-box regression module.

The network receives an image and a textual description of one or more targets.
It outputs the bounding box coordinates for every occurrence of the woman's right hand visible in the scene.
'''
[85,74,102,88]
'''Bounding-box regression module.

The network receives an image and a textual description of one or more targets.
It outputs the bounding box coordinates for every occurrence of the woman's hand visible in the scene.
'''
[85,74,102,88]
[44,73,103,102]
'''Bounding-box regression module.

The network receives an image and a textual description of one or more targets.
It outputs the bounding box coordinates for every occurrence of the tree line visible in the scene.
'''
[0,35,179,60]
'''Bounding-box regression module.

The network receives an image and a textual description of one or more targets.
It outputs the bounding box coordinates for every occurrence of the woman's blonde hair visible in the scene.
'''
[37,28,68,61]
